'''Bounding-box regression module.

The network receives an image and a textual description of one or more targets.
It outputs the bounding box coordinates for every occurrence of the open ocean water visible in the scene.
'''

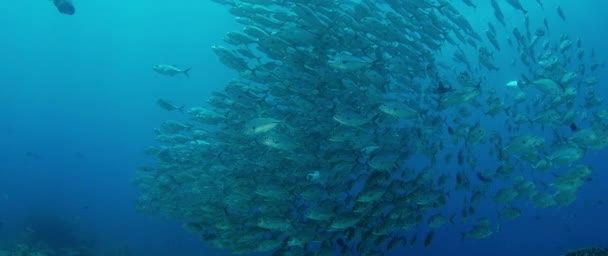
[0,0,606,255]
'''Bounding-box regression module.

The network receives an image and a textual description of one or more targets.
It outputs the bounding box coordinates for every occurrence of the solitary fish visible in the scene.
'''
[423,231,435,247]
[557,6,566,21]
[51,0,75,15]
[153,64,192,78]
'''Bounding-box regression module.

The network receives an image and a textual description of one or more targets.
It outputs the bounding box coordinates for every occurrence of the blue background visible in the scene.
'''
[0,0,606,255]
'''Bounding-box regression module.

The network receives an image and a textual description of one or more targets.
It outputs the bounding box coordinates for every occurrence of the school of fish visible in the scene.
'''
[134,0,607,255]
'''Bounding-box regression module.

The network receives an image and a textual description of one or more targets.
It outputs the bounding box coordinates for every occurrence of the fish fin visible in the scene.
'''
[183,68,192,78]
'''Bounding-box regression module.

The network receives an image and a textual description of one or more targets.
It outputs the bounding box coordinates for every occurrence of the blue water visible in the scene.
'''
[0,1,606,255]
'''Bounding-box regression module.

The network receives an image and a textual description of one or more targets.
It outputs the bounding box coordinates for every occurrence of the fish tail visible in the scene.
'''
[178,105,186,113]
[183,68,192,78]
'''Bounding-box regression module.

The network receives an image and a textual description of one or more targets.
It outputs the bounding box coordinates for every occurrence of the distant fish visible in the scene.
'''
[557,6,566,21]
[505,0,527,14]
[25,152,42,160]
[423,231,435,247]
[476,172,492,183]
[153,64,191,78]
[569,123,578,132]
[535,0,544,9]
[461,0,477,9]
[327,52,374,72]
[51,0,75,15]
[335,238,347,248]
[156,99,185,113]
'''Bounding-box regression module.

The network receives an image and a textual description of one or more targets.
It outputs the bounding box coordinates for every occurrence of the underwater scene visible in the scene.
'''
[1,0,607,255]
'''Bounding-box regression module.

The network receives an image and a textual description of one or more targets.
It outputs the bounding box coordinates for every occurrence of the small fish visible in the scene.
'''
[261,133,298,151]
[409,233,417,246]
[153,64,191,77]
[423,231,435,247]
[244,118,282,135]
[336,238,347,249]
[557,6,566,21]
[447,126,454,135]
[52,0,75,15]
[535,0,544,9]
[461,0,477,8]
[25,152,42,160]
[156,99,185,113]
[506,80,520,87]
[505,0,527,14]
[327,52,374,72]
[378,102,418,119]
[476,172,492,183]
[570,123,577,131]
[333,111,371,127]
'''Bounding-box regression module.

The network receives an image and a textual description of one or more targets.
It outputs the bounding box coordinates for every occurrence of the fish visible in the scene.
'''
[462,219,494,239]
[531,78,562,95]
[51,0,75,15]
[557,6,566,21]
[328,52,374,72]
[506,80,520,87]
[243,117,282,135]
[333,111,371,127]
[156,99,185,113]
[428,213,454,228]
[461,0,477,9]
[535,0,544,9]
[501,206,522,220]
[423,231,435,247]
[476,172,492,183]
[505,0,527,14]
[378,102,419,119]
[153,64,192,77]
[25,152,42,160]
[261,133,298,151]
[490,0,506,26]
